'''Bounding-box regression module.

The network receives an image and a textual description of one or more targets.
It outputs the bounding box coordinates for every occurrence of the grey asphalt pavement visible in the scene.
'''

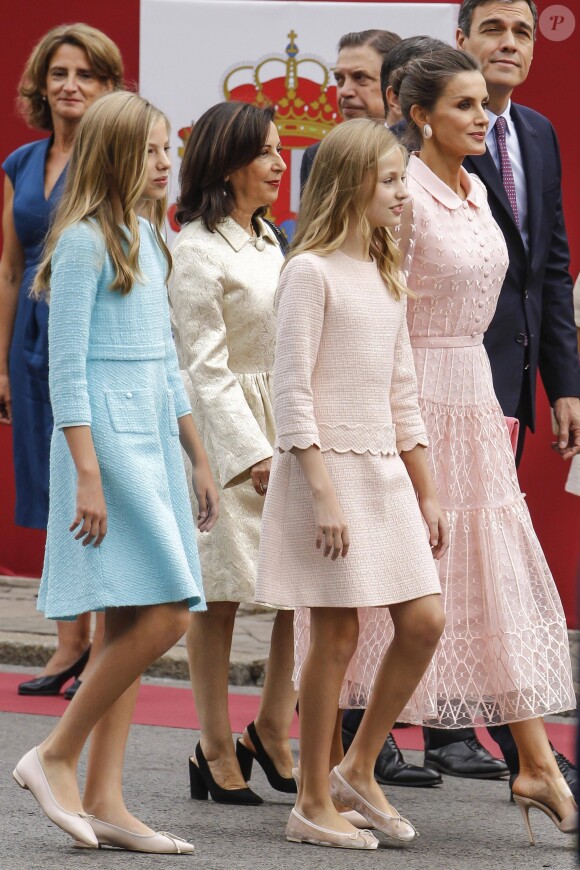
[1,706,577,870]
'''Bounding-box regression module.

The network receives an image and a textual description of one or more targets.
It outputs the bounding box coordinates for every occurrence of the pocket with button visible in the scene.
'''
[105,389,157,434]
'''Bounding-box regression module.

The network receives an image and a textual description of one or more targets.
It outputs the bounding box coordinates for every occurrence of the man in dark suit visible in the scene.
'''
[422,0,580,789]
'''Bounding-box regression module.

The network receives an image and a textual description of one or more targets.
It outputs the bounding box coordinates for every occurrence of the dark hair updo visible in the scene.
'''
[392,47,480,140]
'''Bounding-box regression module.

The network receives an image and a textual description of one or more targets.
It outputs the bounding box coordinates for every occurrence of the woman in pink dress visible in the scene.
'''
[256,119,448,850]
[391,48,576,844]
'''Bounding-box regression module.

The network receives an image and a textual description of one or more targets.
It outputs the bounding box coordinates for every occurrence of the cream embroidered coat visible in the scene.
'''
[169,216,282,602]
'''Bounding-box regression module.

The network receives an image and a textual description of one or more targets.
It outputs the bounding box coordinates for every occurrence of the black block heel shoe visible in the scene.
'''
[18,647,91,696]
[236,721,297,794]
[189,742,263,805]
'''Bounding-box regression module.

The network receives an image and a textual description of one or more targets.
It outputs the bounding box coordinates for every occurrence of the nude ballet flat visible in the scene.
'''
[513,776,578,846]
[329,766,417,842]
[73,817,194,853]
[291,766,373,830]
[286,808,378,850]
[12,747,98,848]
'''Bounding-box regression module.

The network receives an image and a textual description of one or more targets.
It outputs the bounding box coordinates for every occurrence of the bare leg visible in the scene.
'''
[82,677,154,834]
[340,594,444,816]
[78,611,105,681]
[242,609,297,777]
[510,718,576,820]
[36,602,190,816]
[330,710,345,769]
[187,602,246,789]
[39,614,91,676]
[296,607,360,833]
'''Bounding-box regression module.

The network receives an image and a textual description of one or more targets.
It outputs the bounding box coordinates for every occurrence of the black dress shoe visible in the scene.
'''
[425,737,509,779]
[63,678,82,700]
[509,749,578,802]
[17,647,91,696]
[343,726,442,788]
[375,732,442,788]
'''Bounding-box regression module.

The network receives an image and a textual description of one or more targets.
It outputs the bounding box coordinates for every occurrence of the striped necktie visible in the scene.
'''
[494,116,519,227]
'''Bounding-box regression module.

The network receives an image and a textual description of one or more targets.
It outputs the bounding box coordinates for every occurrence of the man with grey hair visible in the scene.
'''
[300,30,400,188]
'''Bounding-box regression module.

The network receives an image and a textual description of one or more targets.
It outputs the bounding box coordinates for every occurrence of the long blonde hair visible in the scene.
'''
[289,119,408,299]
[34,91,171,298]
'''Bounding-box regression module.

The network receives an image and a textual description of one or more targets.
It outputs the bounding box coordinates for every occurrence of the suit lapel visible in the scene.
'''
[464,148,513,218]
[510,103,542,260]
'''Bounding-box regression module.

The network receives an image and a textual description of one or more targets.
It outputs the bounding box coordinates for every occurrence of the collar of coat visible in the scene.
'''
[407,153,487,211]
[216,216,278,252]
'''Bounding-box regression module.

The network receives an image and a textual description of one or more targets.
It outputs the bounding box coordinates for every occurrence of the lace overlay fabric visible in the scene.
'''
[294,159,574,722]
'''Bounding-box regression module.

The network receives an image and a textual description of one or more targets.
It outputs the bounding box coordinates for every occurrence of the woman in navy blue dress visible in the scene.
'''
[0,24,123,694]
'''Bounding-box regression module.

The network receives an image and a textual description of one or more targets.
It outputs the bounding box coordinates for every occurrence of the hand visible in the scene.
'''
[312,488,350,560]
[0,371,11,424]
[192,460,219,532]
[250,457,272,496]
[420,496,449,560]
[552,397,580,460]
[70,470,107,547]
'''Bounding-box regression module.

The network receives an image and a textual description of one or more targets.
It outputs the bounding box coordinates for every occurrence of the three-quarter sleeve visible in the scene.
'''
[390,297,428,453]
[273,256,325,451]
[169,237,273,488]
[48,222,104,429]
[162,290,191,418]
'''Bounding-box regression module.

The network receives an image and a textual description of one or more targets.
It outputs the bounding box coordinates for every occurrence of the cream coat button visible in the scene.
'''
[126,392,133,399]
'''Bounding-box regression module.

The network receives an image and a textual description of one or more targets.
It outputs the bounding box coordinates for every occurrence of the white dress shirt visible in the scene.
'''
[486,101,529,250]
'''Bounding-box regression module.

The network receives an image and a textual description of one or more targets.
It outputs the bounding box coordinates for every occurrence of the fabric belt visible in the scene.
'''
[410,334,483,348]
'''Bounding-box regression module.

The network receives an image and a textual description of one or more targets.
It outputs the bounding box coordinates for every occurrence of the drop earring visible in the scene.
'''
[423,124,432,139]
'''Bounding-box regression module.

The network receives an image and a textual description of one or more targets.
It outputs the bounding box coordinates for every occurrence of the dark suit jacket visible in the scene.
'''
[464,103,580,430]
[300,141,320,191]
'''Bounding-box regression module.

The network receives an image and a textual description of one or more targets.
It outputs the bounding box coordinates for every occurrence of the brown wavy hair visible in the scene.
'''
[18,23,124,131]
[175,101,275,231]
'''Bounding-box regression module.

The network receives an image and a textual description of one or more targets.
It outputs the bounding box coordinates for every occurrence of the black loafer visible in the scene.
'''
[424,737,509,780]
[17,647,91,696]
[343,723,442,788]
[509,748,578,802]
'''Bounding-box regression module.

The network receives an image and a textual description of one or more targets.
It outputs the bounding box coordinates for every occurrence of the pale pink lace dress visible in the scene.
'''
[309,156,573,722]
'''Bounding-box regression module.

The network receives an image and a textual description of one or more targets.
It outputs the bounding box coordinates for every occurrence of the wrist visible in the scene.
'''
[77,465,101,481]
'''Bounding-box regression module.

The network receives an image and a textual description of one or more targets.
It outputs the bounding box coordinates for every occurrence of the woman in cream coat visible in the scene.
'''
[169,102,297,803]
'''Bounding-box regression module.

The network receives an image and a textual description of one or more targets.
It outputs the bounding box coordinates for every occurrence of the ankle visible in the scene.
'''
[199,738,235,763]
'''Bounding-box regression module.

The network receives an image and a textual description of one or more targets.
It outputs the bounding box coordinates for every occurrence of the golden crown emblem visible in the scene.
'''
[223,31,339,145]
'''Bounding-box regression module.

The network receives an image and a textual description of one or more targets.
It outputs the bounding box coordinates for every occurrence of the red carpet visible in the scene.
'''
[1,671,575,758]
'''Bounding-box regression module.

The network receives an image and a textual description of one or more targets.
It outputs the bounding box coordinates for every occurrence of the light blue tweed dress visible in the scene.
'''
[38,218,205,619]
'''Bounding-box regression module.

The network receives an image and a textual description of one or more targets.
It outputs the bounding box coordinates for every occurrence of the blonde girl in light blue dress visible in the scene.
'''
[12,91,219,855]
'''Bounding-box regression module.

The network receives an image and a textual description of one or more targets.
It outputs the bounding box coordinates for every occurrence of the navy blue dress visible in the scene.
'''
[3,138,66,528]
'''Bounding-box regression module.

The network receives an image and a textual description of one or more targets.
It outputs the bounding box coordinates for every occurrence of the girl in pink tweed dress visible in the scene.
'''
[256,120,448,850]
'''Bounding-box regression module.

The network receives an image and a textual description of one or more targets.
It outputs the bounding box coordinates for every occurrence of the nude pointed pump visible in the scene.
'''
[73,818,194,853]
[513,776,578,845]
[13,747,98,848]
[286,808,378,850]
[329,766,417,842]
